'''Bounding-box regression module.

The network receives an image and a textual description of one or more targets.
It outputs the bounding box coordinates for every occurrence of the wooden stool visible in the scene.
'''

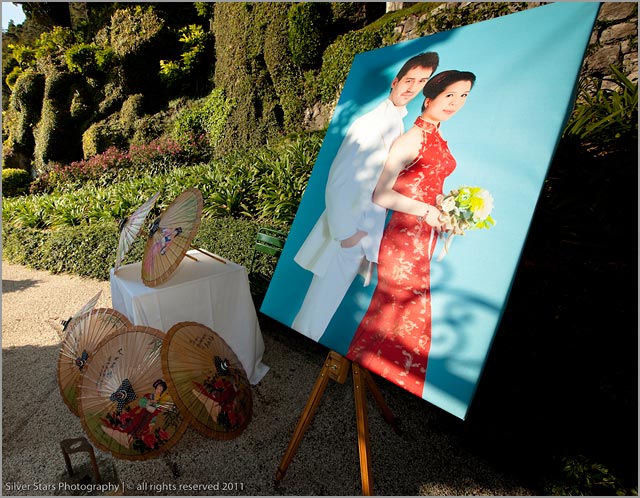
[60,437,102,484]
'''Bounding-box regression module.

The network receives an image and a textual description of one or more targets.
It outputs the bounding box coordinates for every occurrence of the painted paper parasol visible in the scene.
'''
[161,321,253,439]
[59,290,103,339]
[77,326,189,460]
[141,188,203,287]
[115,191,161,273]
[58,307,131,416]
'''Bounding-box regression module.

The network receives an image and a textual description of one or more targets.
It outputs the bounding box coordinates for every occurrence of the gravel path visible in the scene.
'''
[2,261,538,496]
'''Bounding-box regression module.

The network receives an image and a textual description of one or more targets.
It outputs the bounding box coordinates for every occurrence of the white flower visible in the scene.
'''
[441,195,456,213]
[473,189,494,220]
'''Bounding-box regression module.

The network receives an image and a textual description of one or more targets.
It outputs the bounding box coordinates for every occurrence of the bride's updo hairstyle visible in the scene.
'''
[422,70,476,100]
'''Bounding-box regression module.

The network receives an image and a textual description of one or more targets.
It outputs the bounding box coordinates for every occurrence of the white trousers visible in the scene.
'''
[292,243,365,341]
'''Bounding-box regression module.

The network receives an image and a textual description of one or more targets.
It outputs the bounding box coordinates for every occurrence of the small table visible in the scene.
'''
[109,250,269,385]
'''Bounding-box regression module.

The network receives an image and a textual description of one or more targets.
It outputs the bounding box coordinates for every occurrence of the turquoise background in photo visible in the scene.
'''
[261,2,601,419]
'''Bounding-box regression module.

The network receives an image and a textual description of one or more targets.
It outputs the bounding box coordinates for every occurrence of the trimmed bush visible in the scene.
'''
[212,3,289,155]
[318,29,383,103]
[7,71,45,152]
[109,6,164,58]
[98,68,127,116]
[2,217,288,281]
[5,66,23,90]
[287,3,327,67]
[120,93,145,133]
[131,110,170,145]
[2,168,31,197]
[82,116,127,159]
[65,43,100,74]
[264,7,305,133]
[34,70,83,170]
[171,89,234,149]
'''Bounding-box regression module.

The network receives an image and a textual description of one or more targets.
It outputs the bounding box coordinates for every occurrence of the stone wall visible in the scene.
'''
[585,2,638,88]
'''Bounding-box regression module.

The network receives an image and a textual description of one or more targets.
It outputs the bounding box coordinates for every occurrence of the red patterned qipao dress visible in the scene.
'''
[346,117,456,397]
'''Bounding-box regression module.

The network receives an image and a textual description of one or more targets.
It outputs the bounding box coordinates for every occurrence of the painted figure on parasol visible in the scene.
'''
[191,356,246,429]
[101,379,170,450]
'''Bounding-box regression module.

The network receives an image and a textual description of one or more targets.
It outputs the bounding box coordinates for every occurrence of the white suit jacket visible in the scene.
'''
[295,99,407,277]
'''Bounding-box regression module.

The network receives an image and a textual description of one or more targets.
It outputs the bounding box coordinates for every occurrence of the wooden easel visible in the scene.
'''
[275,350,401,496]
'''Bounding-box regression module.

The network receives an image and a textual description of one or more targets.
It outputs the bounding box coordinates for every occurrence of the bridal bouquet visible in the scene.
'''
[434,186,495,261]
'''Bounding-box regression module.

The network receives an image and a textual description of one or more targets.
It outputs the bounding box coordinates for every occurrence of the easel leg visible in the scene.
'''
[276,351,398,496]
[363,370,402,435]
[352,362,373,496]
[275,352,346,481]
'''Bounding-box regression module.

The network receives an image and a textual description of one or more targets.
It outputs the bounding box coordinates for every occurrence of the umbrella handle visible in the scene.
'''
[190,246,227,264]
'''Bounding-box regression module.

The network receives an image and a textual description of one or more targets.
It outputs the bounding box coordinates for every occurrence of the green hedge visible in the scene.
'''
[1,168,31,197]
[2,217,288,281]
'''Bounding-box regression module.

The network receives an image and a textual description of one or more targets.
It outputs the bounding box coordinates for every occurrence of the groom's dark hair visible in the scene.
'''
[395,52,440,81]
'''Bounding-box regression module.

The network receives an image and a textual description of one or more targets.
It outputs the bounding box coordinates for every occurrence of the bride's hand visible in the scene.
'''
[424,206,446,232]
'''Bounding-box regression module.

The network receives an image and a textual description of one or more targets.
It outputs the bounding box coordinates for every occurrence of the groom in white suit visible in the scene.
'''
[293,52,440,341]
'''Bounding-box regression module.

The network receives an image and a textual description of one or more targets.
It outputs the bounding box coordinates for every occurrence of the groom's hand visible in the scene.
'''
[340,230,367,248]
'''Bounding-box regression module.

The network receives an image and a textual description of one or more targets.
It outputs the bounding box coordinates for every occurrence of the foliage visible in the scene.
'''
[65,43,100,74]
[1,217,286,282]
[130,108,172,145]
[545,455,637,496]
[108,6,164,59]
[4,43,35,89]
[81,116,128,160]
[119,94,145,134]
[4,66,24,90]
[20,3,73,30]
[33,70,83,170]
[69,84,93,121]
[33,26,76,61]
[97,67,127,116]
[2,223,119,279]
[48,135,206,192]
[1,168,32,197]
[263,10,305,134]
[159,24,211,94]
[171,89,235,150]
[6,70,45,150]
[8,43,36,69]
[414,2,520,34]
[212,2,292,155]
[3,131,322,229]
[330,3,386,32]
[193,2,215,19]
[287,3,327,68]
[318,29,384,103]
[249,131,323,224]
[563,64,638,150]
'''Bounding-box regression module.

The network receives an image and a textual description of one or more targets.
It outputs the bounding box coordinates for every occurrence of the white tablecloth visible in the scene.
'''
[109,250,269,384]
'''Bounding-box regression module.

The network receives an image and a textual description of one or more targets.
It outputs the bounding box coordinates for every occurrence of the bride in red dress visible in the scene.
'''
[346,70,477,397]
